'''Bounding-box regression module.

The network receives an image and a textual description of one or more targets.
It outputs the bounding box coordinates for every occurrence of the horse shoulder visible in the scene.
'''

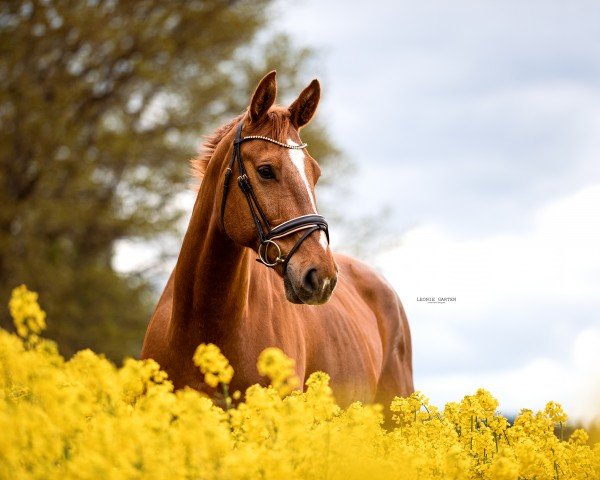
[334,253,412,376]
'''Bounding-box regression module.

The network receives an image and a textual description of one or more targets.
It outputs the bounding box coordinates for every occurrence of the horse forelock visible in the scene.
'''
[190,107,294,189]
[262,107,293,143]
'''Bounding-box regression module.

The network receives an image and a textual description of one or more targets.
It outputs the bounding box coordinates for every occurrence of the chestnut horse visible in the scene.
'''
[141,71,413,407]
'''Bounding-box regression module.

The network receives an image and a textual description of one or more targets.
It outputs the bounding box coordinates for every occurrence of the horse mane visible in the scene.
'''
[190,107,292,187]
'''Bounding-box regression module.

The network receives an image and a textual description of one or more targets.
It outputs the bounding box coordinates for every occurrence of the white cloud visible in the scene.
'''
[377,184,600,418]
[420,327,600,423]
[112,240,157,273]
[379,182,600,308]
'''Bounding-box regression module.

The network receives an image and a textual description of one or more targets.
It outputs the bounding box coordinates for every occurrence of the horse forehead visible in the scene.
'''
[286,139,309,176]
[286,138,319,212]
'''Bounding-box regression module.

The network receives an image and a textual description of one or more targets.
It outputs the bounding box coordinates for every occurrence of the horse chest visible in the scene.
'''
[302,309,383,405]
[219,305,382,405]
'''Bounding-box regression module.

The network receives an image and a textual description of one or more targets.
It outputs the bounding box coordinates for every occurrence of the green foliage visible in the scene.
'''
[0,0,341,360]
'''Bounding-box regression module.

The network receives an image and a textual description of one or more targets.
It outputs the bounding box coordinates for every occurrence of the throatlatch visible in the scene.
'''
[220,121,329,272]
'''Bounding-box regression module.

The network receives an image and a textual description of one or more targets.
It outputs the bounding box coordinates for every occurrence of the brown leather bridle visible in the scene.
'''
[220,121,329,272]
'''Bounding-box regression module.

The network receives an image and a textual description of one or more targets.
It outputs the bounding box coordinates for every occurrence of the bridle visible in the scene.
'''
[220,121,329,272]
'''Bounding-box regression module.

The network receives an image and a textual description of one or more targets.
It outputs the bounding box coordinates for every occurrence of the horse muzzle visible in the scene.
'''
[284,263,338,305]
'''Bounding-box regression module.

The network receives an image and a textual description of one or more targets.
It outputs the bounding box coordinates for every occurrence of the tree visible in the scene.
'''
[0,0,341,360]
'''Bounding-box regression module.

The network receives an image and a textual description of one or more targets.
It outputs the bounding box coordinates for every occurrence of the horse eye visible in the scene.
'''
[257,165,276,179]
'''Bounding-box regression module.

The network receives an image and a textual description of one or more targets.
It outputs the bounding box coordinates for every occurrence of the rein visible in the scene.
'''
[220,121,329,271]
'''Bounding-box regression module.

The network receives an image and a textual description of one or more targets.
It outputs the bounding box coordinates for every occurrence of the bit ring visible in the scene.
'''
[258,240,284,267]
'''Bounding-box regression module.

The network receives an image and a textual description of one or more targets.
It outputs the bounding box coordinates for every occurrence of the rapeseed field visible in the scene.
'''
[1,285,598,479]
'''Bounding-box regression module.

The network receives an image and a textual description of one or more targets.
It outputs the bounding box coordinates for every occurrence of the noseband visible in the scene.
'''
[220,121,329,271]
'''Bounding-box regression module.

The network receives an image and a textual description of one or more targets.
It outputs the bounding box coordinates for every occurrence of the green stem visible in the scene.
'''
[560,422,563,442]
[222,383,232,412]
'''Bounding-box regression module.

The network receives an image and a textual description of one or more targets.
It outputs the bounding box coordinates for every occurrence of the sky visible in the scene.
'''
[274,0,600,422]
[116,0,600,422]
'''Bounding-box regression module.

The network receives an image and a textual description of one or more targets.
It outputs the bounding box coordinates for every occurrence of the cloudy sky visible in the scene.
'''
[277,0,600,421]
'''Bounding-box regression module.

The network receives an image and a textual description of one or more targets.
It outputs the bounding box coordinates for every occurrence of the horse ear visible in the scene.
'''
[249,71,277,123]
[289,79,320,129]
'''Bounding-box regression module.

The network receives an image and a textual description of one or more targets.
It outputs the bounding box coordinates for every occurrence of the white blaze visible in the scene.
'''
[287,139,317,212]
[319,231,329,251]
[287,138,329,251]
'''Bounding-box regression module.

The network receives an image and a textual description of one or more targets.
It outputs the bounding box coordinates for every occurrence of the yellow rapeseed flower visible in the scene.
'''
[545,400,568,424]
[193,343,234,388]
[257,347,299,396]
[8,284,46,343]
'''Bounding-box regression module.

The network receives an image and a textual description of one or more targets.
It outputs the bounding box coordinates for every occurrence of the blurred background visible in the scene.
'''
[1,0,599,426]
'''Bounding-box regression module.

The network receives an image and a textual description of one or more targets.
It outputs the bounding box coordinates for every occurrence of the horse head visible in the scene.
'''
[219,71,338,305]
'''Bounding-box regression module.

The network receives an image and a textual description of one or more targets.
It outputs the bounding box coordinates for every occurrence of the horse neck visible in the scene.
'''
[170,174,250,344]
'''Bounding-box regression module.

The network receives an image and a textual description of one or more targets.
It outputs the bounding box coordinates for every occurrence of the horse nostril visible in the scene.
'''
[302,268,319,294]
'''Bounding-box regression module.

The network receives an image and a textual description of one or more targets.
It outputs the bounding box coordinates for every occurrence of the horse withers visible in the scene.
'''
[141,71,414,408]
